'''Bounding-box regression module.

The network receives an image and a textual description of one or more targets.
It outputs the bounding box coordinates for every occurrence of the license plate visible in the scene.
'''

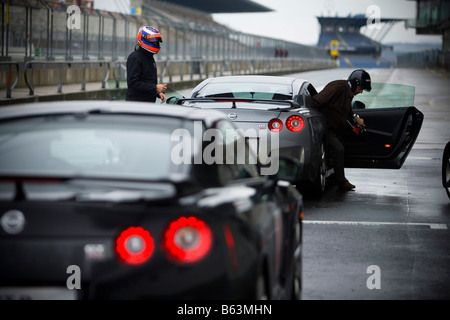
[0,287,76,300]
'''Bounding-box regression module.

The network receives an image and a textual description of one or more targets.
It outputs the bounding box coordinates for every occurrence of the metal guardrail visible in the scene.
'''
[0,61,20,98]
[157,57,334,83]
[110,59,127,89]
[23,60,111,96]
[439,51,450,71]
[396,49,444,69]
[1,57,334,100]
[112,57,334,85]
[159,58,224,83]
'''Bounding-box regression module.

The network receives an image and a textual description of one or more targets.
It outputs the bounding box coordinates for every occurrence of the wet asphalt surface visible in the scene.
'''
[180,68,449,300]
[292,68,450,300]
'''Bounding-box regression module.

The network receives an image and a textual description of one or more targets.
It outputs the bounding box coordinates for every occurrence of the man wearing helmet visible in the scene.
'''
[306,69,371,191]
[126,26,167,103]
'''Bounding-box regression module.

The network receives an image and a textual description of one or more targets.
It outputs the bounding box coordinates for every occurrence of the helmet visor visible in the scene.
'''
[143,34,163,44]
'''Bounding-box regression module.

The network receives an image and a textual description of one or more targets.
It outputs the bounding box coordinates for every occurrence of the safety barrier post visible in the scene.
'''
[1,61,19,98]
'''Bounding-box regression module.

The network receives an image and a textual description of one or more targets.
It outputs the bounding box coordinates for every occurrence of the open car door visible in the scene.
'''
[342,83,424,169]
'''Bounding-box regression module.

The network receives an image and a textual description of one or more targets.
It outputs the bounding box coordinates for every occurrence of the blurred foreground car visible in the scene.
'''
[0,101,303,300]
[168,76,424,196]
[443,141,450,199]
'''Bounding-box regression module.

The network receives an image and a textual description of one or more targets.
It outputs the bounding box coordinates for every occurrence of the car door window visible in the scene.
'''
[352,83,415,109]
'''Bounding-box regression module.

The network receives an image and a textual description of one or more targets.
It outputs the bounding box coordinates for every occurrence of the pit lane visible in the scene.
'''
[292,68,450,300]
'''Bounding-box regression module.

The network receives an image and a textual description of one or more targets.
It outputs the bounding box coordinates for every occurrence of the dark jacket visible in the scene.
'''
[126,47,159,102]
[306,79,354,135]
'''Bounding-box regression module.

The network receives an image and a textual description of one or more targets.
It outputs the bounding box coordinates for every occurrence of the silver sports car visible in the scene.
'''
[170,75,424,197]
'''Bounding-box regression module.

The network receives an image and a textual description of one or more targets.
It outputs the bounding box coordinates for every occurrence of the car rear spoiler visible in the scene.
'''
[177,98,300,109]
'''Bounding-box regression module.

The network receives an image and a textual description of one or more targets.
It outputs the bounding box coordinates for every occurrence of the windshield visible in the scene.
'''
[193,82,292,100]
[352,83,415,109]
[0,114,183,180]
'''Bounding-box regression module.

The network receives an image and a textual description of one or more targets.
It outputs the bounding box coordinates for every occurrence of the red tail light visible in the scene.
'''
[116,227,154,265]
[268,119,283,132]
[162,217,212,264]
[286,115,304,132]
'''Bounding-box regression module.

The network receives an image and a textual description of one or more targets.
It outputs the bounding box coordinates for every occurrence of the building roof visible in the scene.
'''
[317,15,404,29]
[156,0,272,13]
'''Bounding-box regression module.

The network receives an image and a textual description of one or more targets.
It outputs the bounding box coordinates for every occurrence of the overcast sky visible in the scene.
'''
[94,0,442,46]
[212,0,442,45]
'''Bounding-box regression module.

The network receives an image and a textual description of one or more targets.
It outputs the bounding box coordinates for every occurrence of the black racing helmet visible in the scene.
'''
[348,69,372,92]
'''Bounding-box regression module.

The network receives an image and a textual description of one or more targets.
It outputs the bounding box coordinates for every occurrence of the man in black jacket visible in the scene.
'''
[126,26,167,103]
[306,69,371,191]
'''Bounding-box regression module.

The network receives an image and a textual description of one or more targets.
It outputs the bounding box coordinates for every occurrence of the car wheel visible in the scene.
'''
[312,143,327,195]
[291,262,302,300]
[443,142,450,199]
[291,221,302,300]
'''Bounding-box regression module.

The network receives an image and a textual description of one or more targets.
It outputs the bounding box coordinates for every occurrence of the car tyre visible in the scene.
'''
[311,143,327,196]
[255,268,269,300]
[443,142,450,199]
[291,221,302,300]
[291,261,302,300]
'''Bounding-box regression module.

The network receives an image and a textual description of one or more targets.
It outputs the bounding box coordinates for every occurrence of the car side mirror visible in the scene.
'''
[165,96,180,104]
[353,100,366,109]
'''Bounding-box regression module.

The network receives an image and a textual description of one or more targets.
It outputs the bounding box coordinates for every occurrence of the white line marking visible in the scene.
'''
[303,220,448,230]
[408,157,439,160]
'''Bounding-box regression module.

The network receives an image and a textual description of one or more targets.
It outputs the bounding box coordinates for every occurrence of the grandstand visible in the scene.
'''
[317,14,403,68]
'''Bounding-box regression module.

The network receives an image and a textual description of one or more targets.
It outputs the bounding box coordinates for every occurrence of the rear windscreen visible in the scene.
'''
[0,114,184,180]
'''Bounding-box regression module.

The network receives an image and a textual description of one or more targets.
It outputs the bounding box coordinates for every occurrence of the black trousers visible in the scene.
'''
[328,133,345,183]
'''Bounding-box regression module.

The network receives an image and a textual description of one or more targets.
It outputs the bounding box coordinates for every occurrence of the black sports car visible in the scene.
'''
[169,75,424,196]
[0,101,303,300]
